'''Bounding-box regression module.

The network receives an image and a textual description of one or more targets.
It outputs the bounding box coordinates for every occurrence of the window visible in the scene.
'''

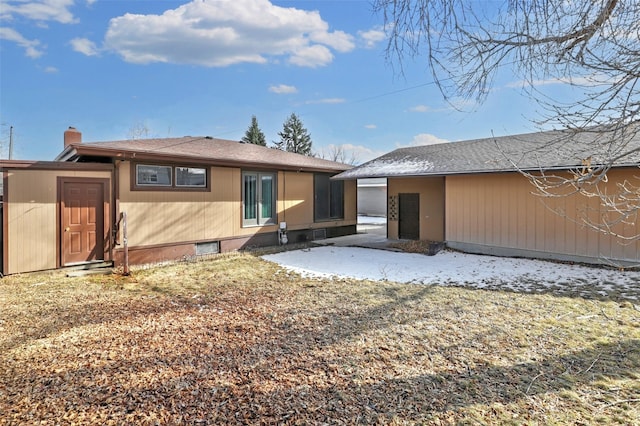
[314,174,344,221]
[176,167,206,187]
[134,164,208,190]
[136,164,172,186]
[243,172,275,226]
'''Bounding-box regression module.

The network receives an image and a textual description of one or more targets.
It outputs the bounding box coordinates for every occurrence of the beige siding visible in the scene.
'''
[118,163,357,248]
[344,180,357,222]
[6,169,111,274]
[279,172,314,229]
[119,164,247,247]
[387,177,445,241]
[445,171,640,263]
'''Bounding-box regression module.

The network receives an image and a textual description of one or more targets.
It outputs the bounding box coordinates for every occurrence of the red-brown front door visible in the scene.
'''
[62,182,105,265]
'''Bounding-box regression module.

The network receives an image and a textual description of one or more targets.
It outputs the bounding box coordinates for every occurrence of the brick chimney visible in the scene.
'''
[64,126,82,148]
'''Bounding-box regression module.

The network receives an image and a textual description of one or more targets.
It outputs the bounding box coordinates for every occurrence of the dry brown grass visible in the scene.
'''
[388,240,434,254]
[1,253,639,425]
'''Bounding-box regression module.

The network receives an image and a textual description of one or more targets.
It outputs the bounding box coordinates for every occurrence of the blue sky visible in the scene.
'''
[1,0,546,163]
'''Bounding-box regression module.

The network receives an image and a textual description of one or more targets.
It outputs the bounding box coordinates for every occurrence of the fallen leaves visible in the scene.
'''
[1,254,639,424]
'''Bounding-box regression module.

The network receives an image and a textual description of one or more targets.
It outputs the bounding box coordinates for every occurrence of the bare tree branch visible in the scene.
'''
[374,0,640,240]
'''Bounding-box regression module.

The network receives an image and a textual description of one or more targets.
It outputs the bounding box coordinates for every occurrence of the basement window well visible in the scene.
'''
[196,241,219,256]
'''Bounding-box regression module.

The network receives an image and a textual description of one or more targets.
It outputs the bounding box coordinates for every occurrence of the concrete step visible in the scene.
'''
[64,261,113,271]
[66,268,113,277]
[64,261,114,277]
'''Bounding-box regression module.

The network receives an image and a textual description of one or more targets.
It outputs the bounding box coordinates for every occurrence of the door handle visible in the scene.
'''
[65,227,70,232]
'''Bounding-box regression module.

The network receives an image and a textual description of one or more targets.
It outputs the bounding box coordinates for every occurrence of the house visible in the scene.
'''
[0,128,356,275]
[335,128,640,266]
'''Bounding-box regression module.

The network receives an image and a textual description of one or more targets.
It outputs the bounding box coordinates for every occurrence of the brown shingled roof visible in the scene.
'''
[56,136,351,173]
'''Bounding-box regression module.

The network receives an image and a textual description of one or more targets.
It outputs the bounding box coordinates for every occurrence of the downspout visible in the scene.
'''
[1,167,5,276]
[113,160,129,275]
[112,160,119,266]
[278,171,288,245]
[442,176,447,244]
[121,211,130,275]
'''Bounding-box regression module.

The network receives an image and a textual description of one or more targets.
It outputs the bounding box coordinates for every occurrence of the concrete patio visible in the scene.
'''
[312,217,403,251]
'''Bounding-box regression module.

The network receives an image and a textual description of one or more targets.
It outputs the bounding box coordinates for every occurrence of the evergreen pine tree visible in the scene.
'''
[277,113,313,155]
[241,115,267,146]
[272,139,286,151]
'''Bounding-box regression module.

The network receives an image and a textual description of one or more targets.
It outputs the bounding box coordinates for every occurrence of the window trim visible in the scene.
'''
[242,171,276,227]
[131,162,210,192]
[314,173,345,222]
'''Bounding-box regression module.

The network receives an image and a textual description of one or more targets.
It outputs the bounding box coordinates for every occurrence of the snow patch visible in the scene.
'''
[263,247,640,300]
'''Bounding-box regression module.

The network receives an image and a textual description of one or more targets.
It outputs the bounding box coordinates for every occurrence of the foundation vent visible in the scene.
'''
[312,229,327,240]
[196,241,219,256]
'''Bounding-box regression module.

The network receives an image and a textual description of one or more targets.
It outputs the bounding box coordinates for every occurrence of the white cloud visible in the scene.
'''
[1,0,77,24]
[506,76,599,88]
[397,133,449,148]
[409,105,432,113]
[305,98,345,105]
[0,27,43,58]
[364,124,377,129]
[408,104,455,113]
[318,143,386,164]
[1,0,82,58]
[269,84,298,94]
[70,37,99,56]
[44,65,58,73]
[310,29,354,53]
[103,0,356,68]
[345,144,386,163]
[289,44,334,68]
[358,27,386,49]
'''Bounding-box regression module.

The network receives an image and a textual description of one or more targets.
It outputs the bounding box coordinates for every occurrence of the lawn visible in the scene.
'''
[1,253,639,425]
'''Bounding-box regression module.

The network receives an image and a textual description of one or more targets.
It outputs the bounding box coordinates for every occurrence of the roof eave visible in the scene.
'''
[334,163,639,180]
[67,145,349,174]
[54,145,79,162]
[0,159,113,171]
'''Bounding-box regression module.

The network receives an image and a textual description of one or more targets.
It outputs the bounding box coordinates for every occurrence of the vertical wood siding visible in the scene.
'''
[278,172,314,229]
[119,164,244,247]
[118,163,357,248]
[344,179,358,222]
[6,169,111,274]
[445,170,640,263]
[387,177,445,241]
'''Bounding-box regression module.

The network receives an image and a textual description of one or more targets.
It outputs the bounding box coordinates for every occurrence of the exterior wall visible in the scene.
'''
[2,160,355,273]
[116,162,357,264]
[118,163,248,247]
[387,177,445,241]
[5,168,112,274]
[445,170,640,264]
[345,179,358,222]
[278,171,314,231]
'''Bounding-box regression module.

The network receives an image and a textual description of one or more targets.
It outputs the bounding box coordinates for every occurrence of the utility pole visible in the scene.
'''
[8,126,13,160]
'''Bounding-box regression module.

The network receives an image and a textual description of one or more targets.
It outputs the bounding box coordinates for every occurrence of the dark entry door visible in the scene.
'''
[399,193,420,240]
[62,182,104,265]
